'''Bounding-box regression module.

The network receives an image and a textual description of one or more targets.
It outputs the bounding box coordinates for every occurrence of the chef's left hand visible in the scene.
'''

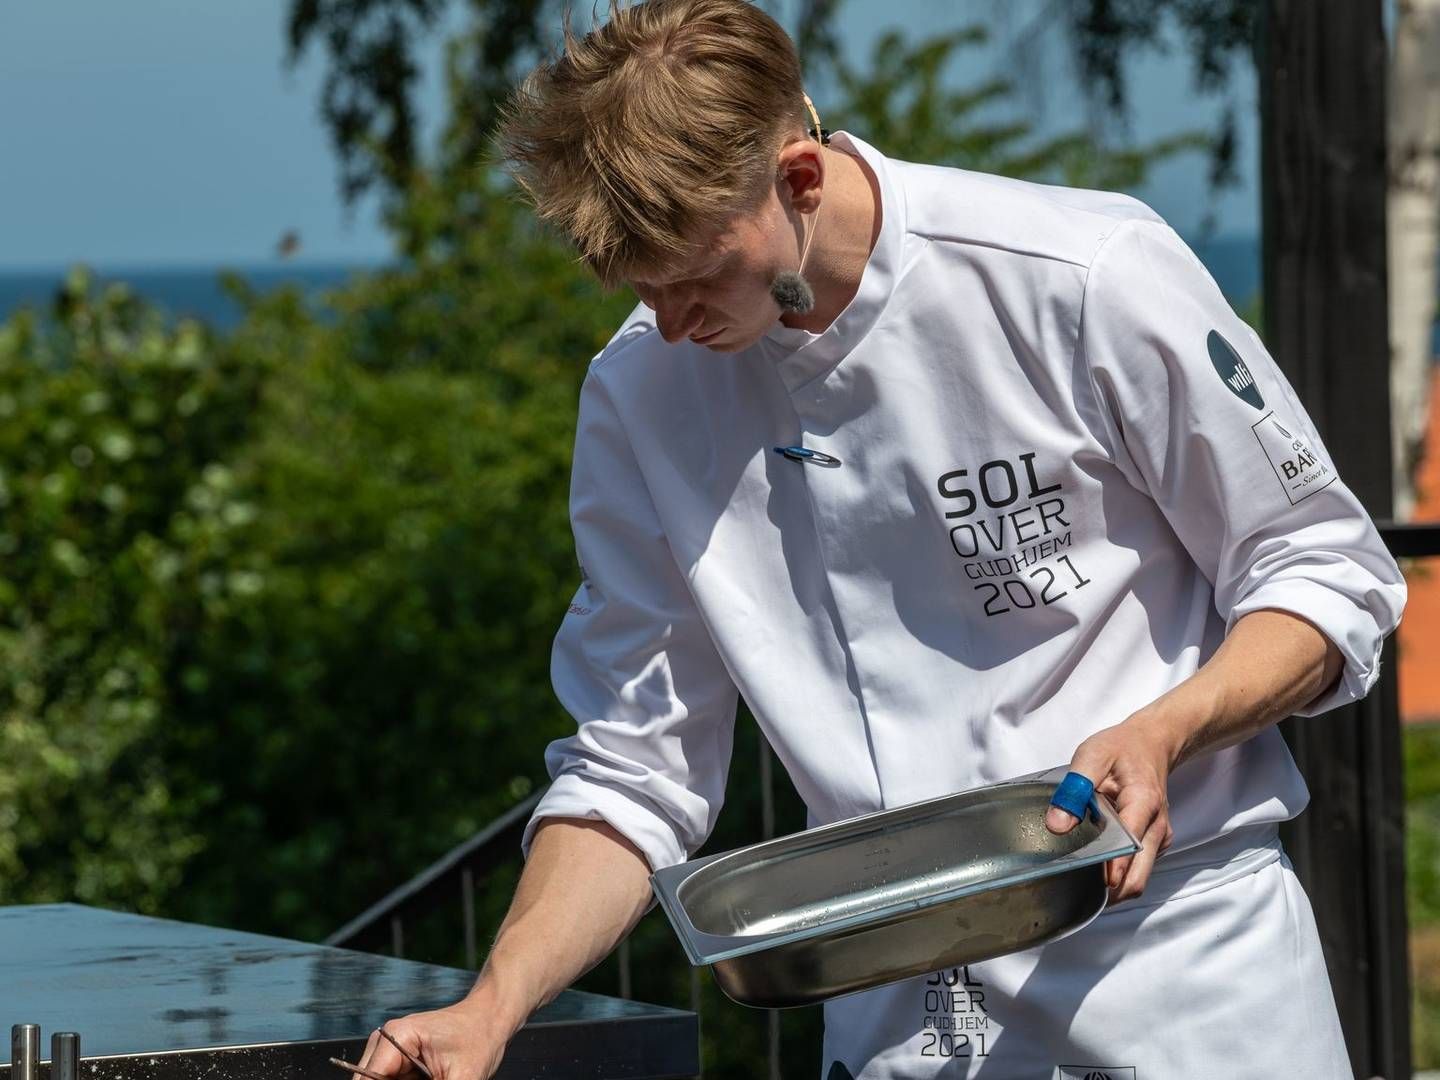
[1044,713,1177,905]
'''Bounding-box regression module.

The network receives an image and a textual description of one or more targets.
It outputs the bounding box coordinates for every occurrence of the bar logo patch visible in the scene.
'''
[1252,411,1335,504]
[1209,329,1264,410]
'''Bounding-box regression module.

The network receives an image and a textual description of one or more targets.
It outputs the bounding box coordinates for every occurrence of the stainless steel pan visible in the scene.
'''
[649,765,1140,1008]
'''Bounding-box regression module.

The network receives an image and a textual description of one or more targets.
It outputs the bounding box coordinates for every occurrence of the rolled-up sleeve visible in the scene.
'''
[520,366,739,872]
[1079,218,1406,716]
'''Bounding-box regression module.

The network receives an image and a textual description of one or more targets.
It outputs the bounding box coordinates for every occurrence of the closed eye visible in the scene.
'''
[632,255,727,295]
[694,257,728,283]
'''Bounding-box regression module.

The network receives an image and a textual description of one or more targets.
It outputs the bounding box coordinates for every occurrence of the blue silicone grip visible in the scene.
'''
[1049,771,1096,820]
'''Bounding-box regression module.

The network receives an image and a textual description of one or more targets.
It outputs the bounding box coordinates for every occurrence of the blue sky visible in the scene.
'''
[0,1,1258,270]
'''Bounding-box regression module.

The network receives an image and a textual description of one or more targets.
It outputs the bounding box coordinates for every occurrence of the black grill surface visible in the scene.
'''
[0,904,696,1080]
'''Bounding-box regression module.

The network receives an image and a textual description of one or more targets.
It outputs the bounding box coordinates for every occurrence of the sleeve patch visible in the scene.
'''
[1251,411,1336,504]
[1208,329,1265,410]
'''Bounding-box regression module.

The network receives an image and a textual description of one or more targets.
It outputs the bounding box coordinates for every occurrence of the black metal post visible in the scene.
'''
[1259,2,1410,1076]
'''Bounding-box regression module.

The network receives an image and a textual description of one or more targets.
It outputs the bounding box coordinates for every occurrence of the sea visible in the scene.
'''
[0,261,384,332]
[0,236,1262,332]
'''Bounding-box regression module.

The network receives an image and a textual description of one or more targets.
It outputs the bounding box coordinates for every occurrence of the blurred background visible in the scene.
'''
[0,0,1437,1075]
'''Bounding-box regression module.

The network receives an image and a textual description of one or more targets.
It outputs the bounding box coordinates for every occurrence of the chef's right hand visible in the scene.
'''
[354,1000,508,1080]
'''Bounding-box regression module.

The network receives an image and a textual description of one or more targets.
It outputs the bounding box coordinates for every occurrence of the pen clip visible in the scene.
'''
[774,445,842,467]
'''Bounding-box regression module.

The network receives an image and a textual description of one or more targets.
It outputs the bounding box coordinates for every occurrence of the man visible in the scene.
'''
[352,0,1406,1076]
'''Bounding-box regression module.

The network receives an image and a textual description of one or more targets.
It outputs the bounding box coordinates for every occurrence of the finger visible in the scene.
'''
[358,1028,411,1079]
[1114,786,1162,846]
[1106,854,1131,891]
[330,1059,390,1080]
[379,1027,432,1079]
[1107,797,1158,893]
[1112,819,1168,903]
[356,1029,381,1073]
[1045,805,1079,833]
[1064,737,1118,796]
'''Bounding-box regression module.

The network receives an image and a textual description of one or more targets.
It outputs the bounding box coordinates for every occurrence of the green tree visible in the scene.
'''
[286,0,1252,213]
[0,271,269,912]
[829,24,1207,190]
[151,194,637,939]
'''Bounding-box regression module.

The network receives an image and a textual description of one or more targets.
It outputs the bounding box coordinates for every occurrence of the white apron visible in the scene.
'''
[820,825,1349,1078]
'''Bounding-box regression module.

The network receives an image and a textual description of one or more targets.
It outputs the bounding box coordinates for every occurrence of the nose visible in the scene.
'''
[649,288,706,343]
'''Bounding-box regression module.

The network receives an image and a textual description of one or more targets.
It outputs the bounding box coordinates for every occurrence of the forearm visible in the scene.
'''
[459,817,654,1039]
[1135,608,1344,771]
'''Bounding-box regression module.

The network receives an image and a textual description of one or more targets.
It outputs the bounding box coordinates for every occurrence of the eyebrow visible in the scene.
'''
[636,252,727,288]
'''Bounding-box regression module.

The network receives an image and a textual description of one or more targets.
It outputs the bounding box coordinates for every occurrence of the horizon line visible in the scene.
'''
[0,232,1263,277]
[0,256,395,277]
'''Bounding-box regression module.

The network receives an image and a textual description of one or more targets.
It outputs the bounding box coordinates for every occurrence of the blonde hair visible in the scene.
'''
[493,0,811,289]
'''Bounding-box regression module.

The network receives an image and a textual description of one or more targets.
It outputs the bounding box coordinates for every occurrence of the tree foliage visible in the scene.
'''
[287,0,456,205]
[158,200,632,937]
[1057,0,1254,113]
[830,24,1208,191]
[287,0,1251,213]
[1053,0,1254,192]
[0,273,267,912]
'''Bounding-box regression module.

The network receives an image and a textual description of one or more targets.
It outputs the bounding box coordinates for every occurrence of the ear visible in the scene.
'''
[776,140,824,214]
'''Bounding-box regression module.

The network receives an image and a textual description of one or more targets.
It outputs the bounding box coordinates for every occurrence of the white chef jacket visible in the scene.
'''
[518,130,1405,1076]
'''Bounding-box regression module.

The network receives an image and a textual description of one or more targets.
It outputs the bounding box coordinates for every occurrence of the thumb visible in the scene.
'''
[1045,804,1079,834]
[1045,770,1096,834]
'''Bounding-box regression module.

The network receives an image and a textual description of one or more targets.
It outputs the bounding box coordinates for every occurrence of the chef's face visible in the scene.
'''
[628,150,819,353]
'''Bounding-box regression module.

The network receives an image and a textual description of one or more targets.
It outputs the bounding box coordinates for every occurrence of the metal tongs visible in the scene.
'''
[329,1027,432,1080]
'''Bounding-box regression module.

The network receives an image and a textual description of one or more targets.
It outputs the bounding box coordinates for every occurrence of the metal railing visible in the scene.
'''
[325,520,1440,1079]
[325,789,544,966]
[323,734,783,1075]
[1378,521,1440,558]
